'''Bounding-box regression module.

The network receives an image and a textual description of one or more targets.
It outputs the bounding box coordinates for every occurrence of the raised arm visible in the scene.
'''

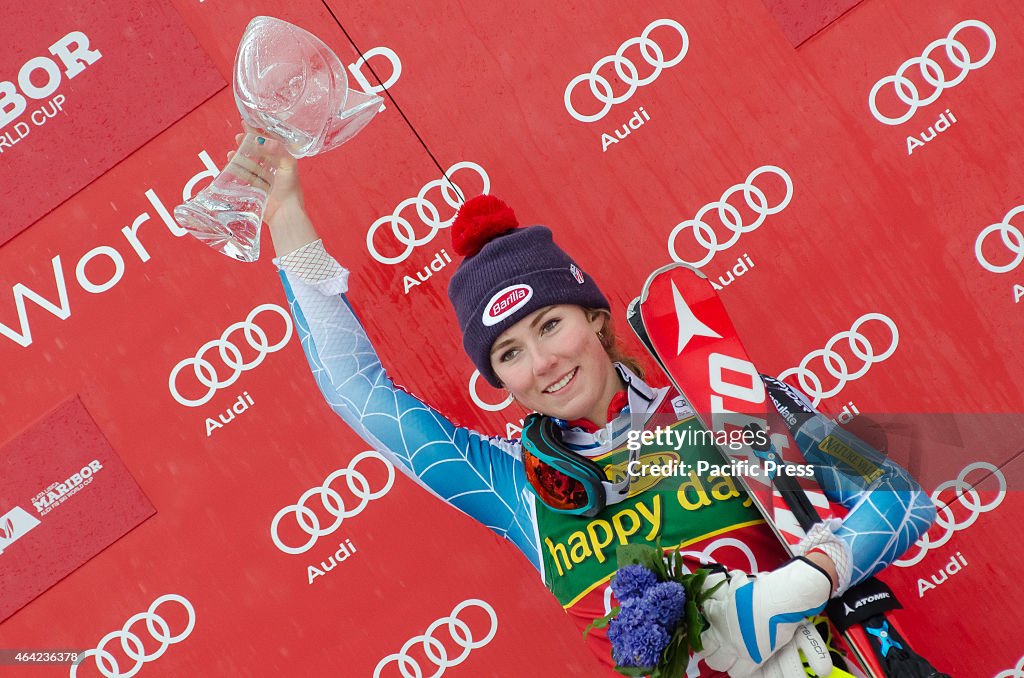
[278,262,539,566]
[233,133,541,569]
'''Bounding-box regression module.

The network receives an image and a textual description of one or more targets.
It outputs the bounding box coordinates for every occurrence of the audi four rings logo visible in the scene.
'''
[778,313,898,407]
[667,165,793,268]
[270,451,395,555]
[468,370,513,412]
[564,19,688,123]
[373,599,498,678]
[868,19,996,126]
[71,594,195,678]
[366,162,490,265]
[975,205,1024,274]
[894,461,1005,568]
[168,304,292,408]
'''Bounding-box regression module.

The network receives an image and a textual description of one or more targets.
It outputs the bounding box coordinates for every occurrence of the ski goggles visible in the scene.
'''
[520,413,635,518]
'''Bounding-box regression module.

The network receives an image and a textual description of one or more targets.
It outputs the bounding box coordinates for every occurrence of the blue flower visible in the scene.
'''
[608,612,671,668]
[608,602,645,639]
[611,565,657,606]
[606,564,686,669]
[639,581,687,631]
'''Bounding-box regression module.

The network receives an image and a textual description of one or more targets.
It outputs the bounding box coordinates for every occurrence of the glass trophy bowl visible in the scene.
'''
[173,16,382,262]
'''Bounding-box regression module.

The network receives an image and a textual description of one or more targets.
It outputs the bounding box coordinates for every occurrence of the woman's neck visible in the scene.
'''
[582,366,627,427]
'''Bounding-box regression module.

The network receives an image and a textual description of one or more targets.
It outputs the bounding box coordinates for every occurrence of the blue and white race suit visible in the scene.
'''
[276,240,936,675]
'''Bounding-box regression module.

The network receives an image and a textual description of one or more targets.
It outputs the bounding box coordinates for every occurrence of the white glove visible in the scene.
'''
[747,622,834,677]
[699,558,832,675]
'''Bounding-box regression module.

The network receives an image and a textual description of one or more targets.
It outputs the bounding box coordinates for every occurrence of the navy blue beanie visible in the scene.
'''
[447,196,609,387]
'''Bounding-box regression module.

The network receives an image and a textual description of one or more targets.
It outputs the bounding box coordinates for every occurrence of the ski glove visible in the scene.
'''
[699,557,833,675]
[743,622,834,678]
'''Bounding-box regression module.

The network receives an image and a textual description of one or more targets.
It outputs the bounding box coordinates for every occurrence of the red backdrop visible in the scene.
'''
[1,0,1022,676]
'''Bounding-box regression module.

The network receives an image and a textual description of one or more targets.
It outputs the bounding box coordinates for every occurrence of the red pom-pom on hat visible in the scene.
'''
[452,195,519,257]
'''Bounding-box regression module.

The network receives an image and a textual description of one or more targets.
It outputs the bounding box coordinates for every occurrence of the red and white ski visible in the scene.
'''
[628,262,883,677]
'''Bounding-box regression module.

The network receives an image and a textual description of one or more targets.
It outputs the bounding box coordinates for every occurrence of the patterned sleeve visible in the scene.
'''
[276,245,540,570]
[762,376,937,585]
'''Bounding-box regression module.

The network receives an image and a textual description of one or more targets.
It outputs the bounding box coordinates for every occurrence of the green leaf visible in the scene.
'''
[685,600,704,653]
[615,666,656,676]
[673,567,695,588]
[652,540,669,580]
[700,577,726,605]
[651,554,669,581]
[661,630,691,677]
[583,606,620,638]
[617,543,659,570]
[688,569,709,599]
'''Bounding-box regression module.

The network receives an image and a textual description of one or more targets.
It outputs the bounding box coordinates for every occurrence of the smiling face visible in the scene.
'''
[490,304,623,425]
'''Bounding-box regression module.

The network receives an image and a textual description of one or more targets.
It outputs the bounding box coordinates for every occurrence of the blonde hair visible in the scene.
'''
[589,309,645,379]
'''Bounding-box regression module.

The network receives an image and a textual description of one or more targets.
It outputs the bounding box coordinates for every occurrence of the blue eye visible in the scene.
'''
[542,318,560,333]
[500,348,519,362]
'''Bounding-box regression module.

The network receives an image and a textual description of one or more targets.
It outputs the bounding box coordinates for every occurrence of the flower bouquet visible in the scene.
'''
[585,543,724,677]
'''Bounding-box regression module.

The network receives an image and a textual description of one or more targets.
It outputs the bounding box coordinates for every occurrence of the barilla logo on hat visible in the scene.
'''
[570,264,585,284]
[482,284,533,326]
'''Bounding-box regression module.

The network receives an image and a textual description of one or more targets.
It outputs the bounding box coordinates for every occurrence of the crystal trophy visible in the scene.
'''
[173,16,382,262]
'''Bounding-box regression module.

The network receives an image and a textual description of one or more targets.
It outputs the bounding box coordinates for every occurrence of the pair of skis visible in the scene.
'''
[626,263,945,678]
